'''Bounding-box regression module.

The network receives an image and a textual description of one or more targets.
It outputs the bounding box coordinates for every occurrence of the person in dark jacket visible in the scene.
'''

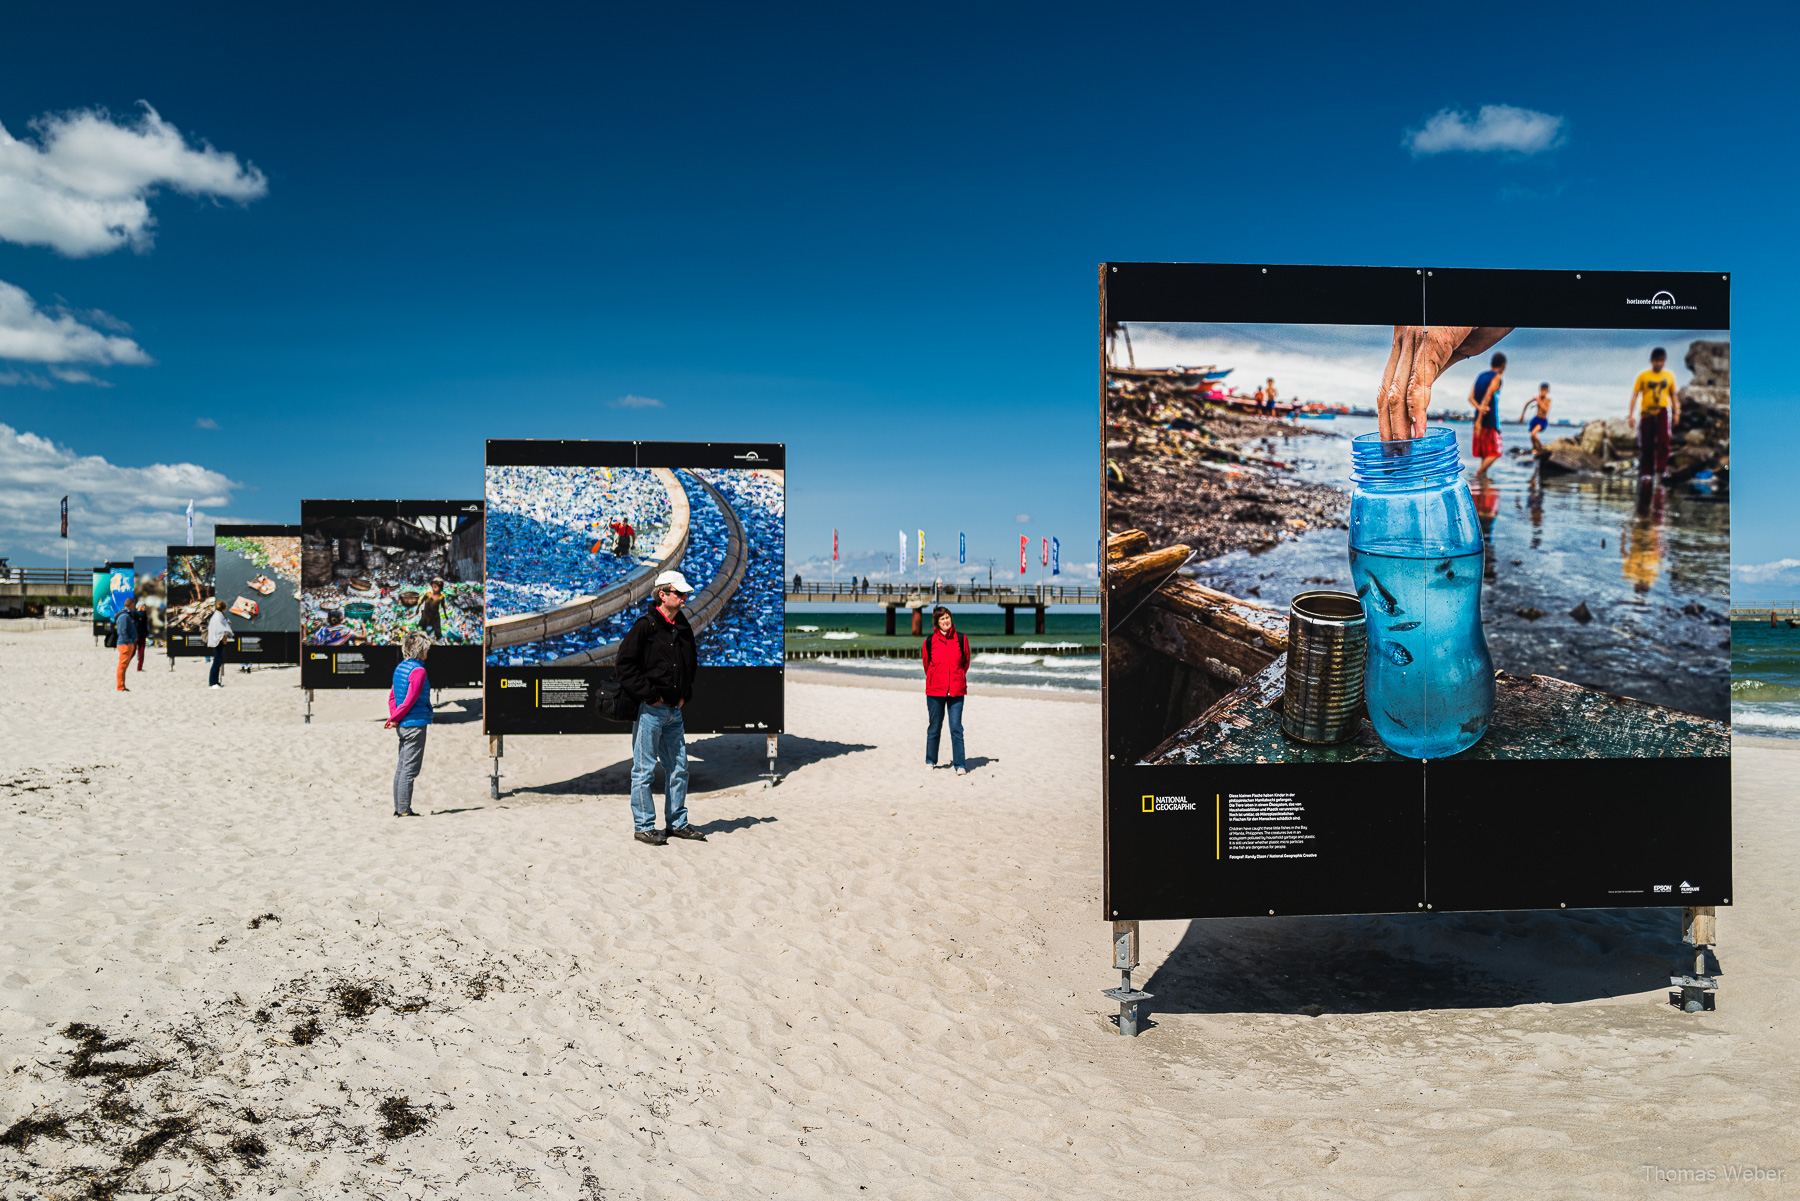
[615,569,705,845]
[921,605,969,773]
[113,598,143,692]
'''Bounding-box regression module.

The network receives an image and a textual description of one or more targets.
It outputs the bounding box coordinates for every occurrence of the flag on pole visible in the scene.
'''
[917,530,925,566]
[832,529,838,561]
[60,496,68,538]
[186,499,194,546]
[1019,534,1027,573]
[1051,537,1060,576]
[1041,537,1048,567]
[900,530,906,573]
[958,532,965,565]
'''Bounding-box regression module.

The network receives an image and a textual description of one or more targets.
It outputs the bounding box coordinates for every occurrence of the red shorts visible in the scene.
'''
[1472,426,1502,459]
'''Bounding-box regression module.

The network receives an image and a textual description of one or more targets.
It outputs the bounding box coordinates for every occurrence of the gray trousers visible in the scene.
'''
[394,726,427,814]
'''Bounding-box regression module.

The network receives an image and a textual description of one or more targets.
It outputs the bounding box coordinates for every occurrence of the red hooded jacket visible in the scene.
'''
[922,625,969,697]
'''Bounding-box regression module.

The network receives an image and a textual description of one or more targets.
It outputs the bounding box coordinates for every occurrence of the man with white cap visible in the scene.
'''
[616,569,705,845]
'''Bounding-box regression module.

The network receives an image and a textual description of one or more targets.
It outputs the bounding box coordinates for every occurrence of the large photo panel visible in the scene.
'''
[300,500,485,689]
[483,441,785,735]
[164,546,217,658]
[213,525,301,664]
[1101,263,1731,920]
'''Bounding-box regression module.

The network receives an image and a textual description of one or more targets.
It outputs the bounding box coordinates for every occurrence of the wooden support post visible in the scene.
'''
[488,734,504,800]
[1004,605,1016,635]
[911,606,923,636]
[884,605,897,636]
[1035,605,1046,635]
[1676,906,1718,1013]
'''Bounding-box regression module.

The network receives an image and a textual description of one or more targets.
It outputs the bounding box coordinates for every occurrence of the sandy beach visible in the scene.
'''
[3,622,1796,1199]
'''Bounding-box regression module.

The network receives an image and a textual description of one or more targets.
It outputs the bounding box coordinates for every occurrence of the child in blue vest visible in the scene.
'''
[384,630,433,817]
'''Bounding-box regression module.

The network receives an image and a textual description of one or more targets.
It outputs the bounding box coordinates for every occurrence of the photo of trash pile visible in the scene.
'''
[163,550,215,637]
[301,514,484,646]
[215,535,301,635]
[485,465,784,667]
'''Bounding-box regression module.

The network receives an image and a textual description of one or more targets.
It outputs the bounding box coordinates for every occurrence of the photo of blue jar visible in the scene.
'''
[1348,427,1494,758]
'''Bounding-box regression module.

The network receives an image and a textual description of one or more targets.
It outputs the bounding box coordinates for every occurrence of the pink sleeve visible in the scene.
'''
[389,664,425,720]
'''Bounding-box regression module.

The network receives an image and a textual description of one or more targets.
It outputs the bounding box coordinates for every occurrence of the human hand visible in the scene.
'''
[383,718,397,729]
[1376,326,1513,439]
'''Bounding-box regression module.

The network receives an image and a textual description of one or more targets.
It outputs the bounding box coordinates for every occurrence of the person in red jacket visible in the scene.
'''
[922,605,969,774]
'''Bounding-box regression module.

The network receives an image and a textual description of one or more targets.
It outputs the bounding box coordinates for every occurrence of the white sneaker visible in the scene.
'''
[924,762,937,771]
[209,684,223,689]
[953,766,967,775]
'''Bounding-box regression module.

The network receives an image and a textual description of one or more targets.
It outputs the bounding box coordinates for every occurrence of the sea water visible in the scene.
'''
[1350,546,1494,758]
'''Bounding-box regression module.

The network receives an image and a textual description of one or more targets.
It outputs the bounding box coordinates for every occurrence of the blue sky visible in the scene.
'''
[1,2,1795,591]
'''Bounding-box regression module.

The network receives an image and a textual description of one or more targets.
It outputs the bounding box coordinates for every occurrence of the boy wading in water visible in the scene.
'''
[1469,352,1507,476]
[1628,347,1680,479]
[1520,382,1553,453]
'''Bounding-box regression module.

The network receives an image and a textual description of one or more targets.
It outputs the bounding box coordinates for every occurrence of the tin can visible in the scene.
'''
[1282,589,1367,744]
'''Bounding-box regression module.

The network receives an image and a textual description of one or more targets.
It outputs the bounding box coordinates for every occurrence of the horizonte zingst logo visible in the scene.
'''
[1642,1165,1789,1183]
[1626,289,1696,310]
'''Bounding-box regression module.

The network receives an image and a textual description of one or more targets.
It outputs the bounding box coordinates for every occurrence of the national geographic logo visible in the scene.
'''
[1142,794,1197,813]
[500,678,527,689]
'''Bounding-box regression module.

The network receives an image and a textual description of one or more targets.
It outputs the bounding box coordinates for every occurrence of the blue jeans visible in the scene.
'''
[631,702,690,832]
[926,696,965,767]
[208,642,227,686]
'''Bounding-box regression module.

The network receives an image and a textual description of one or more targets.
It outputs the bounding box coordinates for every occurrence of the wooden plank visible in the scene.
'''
[1143,670,1729,765]
[1106,546,1190,595]
[1107,530,1150,560]
[1683,906,1717,947]
[1126,606,1276,685]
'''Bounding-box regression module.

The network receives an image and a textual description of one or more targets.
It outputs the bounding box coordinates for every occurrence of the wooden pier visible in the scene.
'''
[786,581,1099,635]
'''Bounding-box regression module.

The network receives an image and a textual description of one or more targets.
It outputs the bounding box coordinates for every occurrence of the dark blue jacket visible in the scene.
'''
[114,609,143,645]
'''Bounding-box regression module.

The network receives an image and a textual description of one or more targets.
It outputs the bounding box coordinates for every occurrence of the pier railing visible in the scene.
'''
[785,582,1100,606]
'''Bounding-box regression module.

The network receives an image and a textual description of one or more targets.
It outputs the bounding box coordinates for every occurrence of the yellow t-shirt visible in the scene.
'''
[1634,369,1677,413]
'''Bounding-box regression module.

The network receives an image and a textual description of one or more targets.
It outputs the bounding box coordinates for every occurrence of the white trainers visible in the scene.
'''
[924,762,937,771]
[953,766,967,775]
[209,683,223,689]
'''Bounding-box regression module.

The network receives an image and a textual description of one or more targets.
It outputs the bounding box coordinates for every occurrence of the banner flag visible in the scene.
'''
[832,528,838,561]
[917,530,925,566]
[60,496,68,539]
[900,530,906,572]
[1052,536,1060,576]
[958,531,965,565]
[1041,537,1048,567]
[186,499,195,546]
[1019,534,1027,574]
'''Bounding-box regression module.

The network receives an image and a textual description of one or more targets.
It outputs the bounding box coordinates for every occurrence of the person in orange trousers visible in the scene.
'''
[114,597,143,691]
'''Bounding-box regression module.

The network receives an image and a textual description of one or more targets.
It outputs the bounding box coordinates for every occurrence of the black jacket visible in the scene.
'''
[616,605,697,705]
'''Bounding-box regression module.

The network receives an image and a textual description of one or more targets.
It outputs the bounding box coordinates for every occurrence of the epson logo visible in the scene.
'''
[1653,884,1673,893]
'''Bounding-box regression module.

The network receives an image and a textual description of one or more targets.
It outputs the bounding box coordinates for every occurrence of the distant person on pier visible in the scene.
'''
[922,605,970,775]
[205,600,233,688]
[1469,352,1507,477]
[384,630,432,817]
[1627,347,1680,480]
[113,597,142,692]
[617,570,705,846]
[793,572,803,590]
[1520,382,1553,453]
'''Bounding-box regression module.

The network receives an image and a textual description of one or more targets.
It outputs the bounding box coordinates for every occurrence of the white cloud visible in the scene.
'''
[1405,105,1565,156]
[1734,559,1800,586]
[195,416,220,429]
[1015,514,1031,523]
[0,422,241,562]
[608,394,664,409]
[0,278,151,366]
[0,104,267,257]
[0,369,53,389]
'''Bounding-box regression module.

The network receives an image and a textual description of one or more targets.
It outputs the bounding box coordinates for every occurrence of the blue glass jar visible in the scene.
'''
[1348,427,1494,758]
